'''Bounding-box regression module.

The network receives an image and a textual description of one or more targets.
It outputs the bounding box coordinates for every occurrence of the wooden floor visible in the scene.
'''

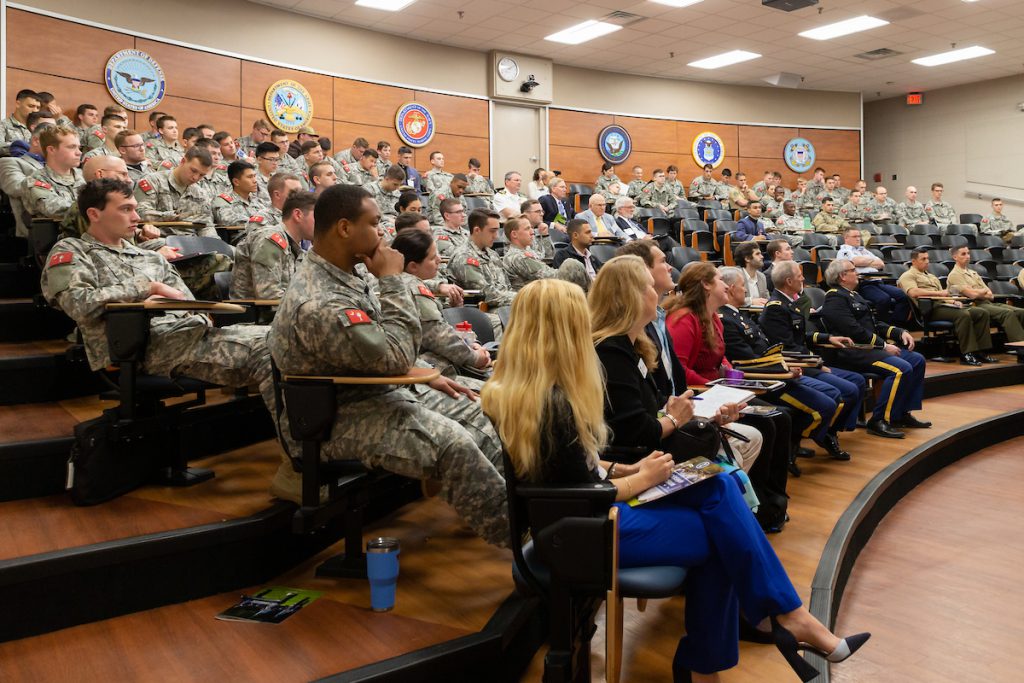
[832,436,1024,683]
[0,339,71,359]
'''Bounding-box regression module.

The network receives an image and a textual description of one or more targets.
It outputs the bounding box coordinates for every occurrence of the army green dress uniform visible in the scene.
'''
[947,264,1024,342]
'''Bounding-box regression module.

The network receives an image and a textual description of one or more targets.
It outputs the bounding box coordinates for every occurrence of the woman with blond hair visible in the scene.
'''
[482,275,869,683]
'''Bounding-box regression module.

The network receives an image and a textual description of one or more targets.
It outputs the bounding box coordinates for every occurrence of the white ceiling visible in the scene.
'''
[250,0,1024,100]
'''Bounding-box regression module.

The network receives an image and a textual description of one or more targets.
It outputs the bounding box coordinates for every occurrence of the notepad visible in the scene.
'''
[690,384,756,420]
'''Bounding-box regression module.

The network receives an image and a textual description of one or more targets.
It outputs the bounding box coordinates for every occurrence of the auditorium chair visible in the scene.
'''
[800,233,832,249]
[574,193,592,214]
[995,264,1023,281]
[676,199,696,212]
[465,196,491,212]
[165,234,235,259]
[647,216,672,237]
[944,224,978,246]
[989,280,1023,302]
[885,249,915,264]
[976,234,1004,251]
[569,184,593,196]
[704,208,732,225]
[29,217,60,268]
[911,298,957,361]
[878,224,908,243]
[589,243,620,267]
[1001,249,1024,265]
[676,208,701,222]
[690,230,719,262]
[801,261,822,285]
[669,246,702,270]
[883,263,908,280]
[940,234,969,251]
[902,235,934,250]
[273,363,440,578]
[791,247,813,262]
[549,229,569,244]
[503,449,688,683]
[959,213,983,227]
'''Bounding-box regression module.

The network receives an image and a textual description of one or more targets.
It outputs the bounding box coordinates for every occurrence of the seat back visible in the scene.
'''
[887,249,915,264]
[677,208,701,221]
[166,235,234,258]
[959,213,983,226]
[569,184,593,195]
[465,196,491,211]
[590,244,620,266]
[927,263,949,278]
[940,234,969,250]
[803,286,826,310]
[792,247,812,262]
[903,235,934,249]
[801,233,832,249]
[213,271,231,300]
[670,246,702,269]
[912,224,939,236]
[442,306,496,344]
[995,264,1023,280]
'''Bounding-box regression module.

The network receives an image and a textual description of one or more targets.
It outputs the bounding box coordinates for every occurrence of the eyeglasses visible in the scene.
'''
[446,208,465,214]
[119,143,145,150]
[259,156,281,162]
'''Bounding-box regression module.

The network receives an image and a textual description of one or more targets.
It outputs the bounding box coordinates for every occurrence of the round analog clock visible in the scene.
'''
[497,56,520,82]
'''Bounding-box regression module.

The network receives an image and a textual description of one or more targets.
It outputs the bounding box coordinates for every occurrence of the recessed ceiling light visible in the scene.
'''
[545,20,622,45]
[912,45,994,66]
[688,49,761,69]
[799,15,889,41]
[649,0,703,7]
[355,0,416,10]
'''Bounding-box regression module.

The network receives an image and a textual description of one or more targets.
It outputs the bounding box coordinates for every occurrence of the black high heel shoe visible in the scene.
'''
[769,617,871,682]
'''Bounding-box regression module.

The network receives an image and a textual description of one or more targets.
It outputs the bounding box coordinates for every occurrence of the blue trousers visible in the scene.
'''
[804,367,865,432]
[617,475,801,674]
[859,280,911,325]
[777,377,840,442]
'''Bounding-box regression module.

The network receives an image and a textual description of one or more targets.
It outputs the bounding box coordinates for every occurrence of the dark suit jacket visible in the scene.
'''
[398,164,422,193]
[552,245,599,274]
[540,194,574,226]
[595,335,665,453]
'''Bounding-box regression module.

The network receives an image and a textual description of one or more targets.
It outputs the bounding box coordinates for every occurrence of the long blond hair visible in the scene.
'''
[589,255,659,370]
[663,261,720,353]
[481,279,608,482]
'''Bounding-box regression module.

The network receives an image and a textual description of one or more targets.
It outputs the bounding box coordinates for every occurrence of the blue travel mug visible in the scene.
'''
[366,537,401,612]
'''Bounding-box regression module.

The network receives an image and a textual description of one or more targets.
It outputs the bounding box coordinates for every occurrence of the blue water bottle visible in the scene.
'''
[366,537,401,612]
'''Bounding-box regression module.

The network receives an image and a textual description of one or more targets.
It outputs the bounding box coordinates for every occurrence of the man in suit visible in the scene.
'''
[734,241,770,306]
[539,177,574,227]
[614,195,682,252]
[552,218,599,283]
[734,201,772,242]
[576,193,625,239]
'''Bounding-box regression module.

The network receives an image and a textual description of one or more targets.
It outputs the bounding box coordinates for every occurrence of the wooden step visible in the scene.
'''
[0,298,74,342]
[0,340,103,405]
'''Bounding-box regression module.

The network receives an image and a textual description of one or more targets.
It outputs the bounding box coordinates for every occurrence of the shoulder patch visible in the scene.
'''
[437,194,446,201]
[48,252,73,267]
[160,160,174,169]
[216,164,227,171]
[525,251,535,259]
[95,130,106,140]
[765,300,782,307]
[268,232,288,250]
[248,215,264,224]
[34,179,53,190]
[218,193,234,203]
[343,309,372,325]
[436,234,450,241]
[138,179,154,194]
[466,257,480,267]
[417,284,435,298]
[145,141,153,148]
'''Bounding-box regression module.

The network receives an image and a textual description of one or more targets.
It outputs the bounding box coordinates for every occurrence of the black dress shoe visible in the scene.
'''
[856,418,868,429]
[980,354,1000,363]
[895,413,932,429]
[867,418,905,439]
[796,446,816,459]
[788,460,802,477]
[818,434,852,460]
[960,353,982,366]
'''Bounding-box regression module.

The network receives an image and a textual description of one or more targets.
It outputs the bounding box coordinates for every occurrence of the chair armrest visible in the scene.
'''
[105,300,247,314]
[282,367,440,385]
[534,515,612,591]
[516,480,617,504]
[224,299,281,307]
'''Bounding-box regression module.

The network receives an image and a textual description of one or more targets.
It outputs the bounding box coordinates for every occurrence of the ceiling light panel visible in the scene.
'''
[688,50,761,69]
[799,15,889,41]
[912,45,994,66]
[545,19,622,45]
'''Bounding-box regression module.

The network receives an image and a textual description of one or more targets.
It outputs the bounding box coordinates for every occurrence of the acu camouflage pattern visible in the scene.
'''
[366,180,401,223]
[400,272,478,377]
[465,175,492,195]
[447,240,516,308]
[626,179,647,199]
[230,226,302,300]
[0,154,43,237]
[864,197,897,223]
[593,174,621,196]
[895,201,929,228]
[423,170,454,196]
[502,243,588,292]
[0,115,31,152]
[838,201,870,223]
[980,213,1015,235]
[145,138,185,167]
[924,200,957,228]
[212,191,266,227]
[427,192,468,228]
[639,183,676,213]
[24,165,85,219]
[134,169,217,234]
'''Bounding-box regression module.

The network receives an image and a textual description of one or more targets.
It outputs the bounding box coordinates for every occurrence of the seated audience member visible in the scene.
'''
[792,178,816,214]
[689,163,719,200]
[145,115,184,168]
[821,259,929,438]
[594,161,622,195]
[254,172,303,228]
[267,184,507,545]
[309,160,337,196]
[830,174,849,205]
[759,260,866,442]
[349,148,379,186]
[334,136,368,166]
[864,186,897,224]
[180,127,200,151]
[715,168,733,202]
[735,201,771,242]
[638,168,676,215]
[72,103,99,142]
[236,118,272,158]
[447,208,516,311]
[211,161,264,231]
[394,145,421,192]
[665,165,685,199]
[482,276,869,683]
[492,171,527,219]
[805,167,827,197]
[895,186,928,228]
[924,182,956,228]
[299,139,324,173]
[810,197,846,246]
[253,141,283,202]
[728,173,759,210]
[432,197,470,258]
[230,192,315,300]
[752,170,774,198]
[134,146,218,235]
[141,110,164,142]
[521,199,553,256]
[286,125,317,159]
[615,195,682,252]
[980,197,1015,239]
[948,245,1024,344]
[396,210,465,306]
[0,89,40,153]
[552,218,600,282]
[838,189,870,225]
[190,137,231,195]
[24,124,84,220]
[423,150,453,195]
[0,121,48,237]
[775,200,809,245]
[80,114,127,161]
[813,175,839,204]
[734,242,769,306]
[539,177,574,227]
[626,165,646,199]
[464,157,492,195]
[389,228,491,377]
[117,129,154,182]
[897,248,995,366]
[427,174,469,226]
[663,261,794,526]
[502,215,587,291]
[270,130,300,173]
[375,140,392,175]
[527,167,549,199]
[365,164,407,229]
[214,131,243,163]
[577,193,625,239]
[762,185,787,221]
[837,227,910,324]
[59,156,141,239]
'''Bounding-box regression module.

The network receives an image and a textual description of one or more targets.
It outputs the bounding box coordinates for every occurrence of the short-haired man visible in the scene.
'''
[492,171,527,219]
[231,191,316,300]
[72,104,100,142]
[864,186,897,223]
[211,161,265,232]
[59,156,135,240]
[814,175,839,205]
[287,125,318,159]
[665,165,684,200]
[837,227,910,324]
[80,114,127,161]
[145,116,185,168]
[395,145,421,192]
[334,136,369,166]
[464,158,491,195]
[805,167,827,197]
[427,174,469,226]
[947,244,1024,346]
[269,130,301,173]
[639,168,676,215]
[134,146,218,235]
[775,200,809,245]
[432,196,469,259]
[350,147,380,186]
[751,170,774,198]
[626,165,646,199]
[252,141,284,203]
[266,184,508,545]
[143,111,166,142]
[728,173,759,210]
[0,121,48,237]
[897,248,994,366]
[821,258,929,438]
[793,177,817,214]
[308,160,336,196]
[830,174,850,205]
[366,165,408,231]
[236,119,272,158]
[375,140,392,176]
[735,201,772,242]
[447,209,516,310]
[502,215,588,291]
[612,196,654,241]
[762,185,788,221]
[192,138,232,196]
[552,218,599,282]
[254,172,303,228]
[24,125,85,220]
[980,198,1015,239]
[114,130,153,182]
[577,193,625,239]
[895,186,928,228]
[423,150,453,195]
[0,89,40,153]
[838,189,870,224]
[213,131,243,163]
[519,199,554,258]
[924,183,956,229]
[810,197,846,246]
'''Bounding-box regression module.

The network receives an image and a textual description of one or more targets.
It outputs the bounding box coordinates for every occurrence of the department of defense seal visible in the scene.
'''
[104,50,166,112]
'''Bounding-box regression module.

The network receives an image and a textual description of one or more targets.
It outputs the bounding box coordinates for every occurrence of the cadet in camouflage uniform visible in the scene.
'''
[638,169,676,215]
[839,191,870,224]
[810,198,846,246]
[792,178,818,214]
[594,163,622,196]
[689,164,720,199]
[333,137,368,167]
[762,186,788,220]
[423,151,454,196]
[864,187,897,223]
[428,175,470,227]
[267,185,508,546]
[23,125,84,220]
[211,161,266,231]
[231,192,314,300]
[375,141,393,176]
[804,168,827,199]
[351,148,380,187]
[134,147,218,236]
[0,89,39,154]
[0,128,45,237]
[432,196,472,259]
[236,119,272,158]
[366,165,407,227]
[253,172,305,229]
[501,216,588,291]
[465,158,492,195]
[145,116,185,168]
[775,200,810,244]
[447,209,516,310]
[924,183,956,228]
[831,175,851,205]
[625,165,646,199]
[665,165,685,201]
[40,178,289,457]
[980,198,1016,238]
[751,171,774,198]
[895,186,929,228]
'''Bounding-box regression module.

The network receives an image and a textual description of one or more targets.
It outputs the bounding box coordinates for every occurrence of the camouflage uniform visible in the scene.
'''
[432,224,469,259]
[666,179,685,200]
[24,165,85,219]
[762,197,785,221]
[142,130,160,143]
[775,214,810,245]
[253,205,284,229]
[145,138,184,167]
[839,201,870,224]
[267,250,508,547]
[401,272,479,377]
[134,170,216,235]
[427,192,468,227]
[690,175,719,198]
[424,170,454,196]
[639,183,676,213]
[894,201,929,228]
[864,197,897,223]
[832,186,851,205]
[81,145,119,162]
[231,226,303,300]
[805,179,826,198]
[502,243,588,291]
[810,211,846,245]
[254,172,272,205]
[465,175,492,195]
[0,154,44,237]
[980,213,1015,236]
[447,240,516,309]
[334,149,358,166]
[211,191,264,227]
[351,166,377,188]
[751,180,770,198]
[366,180,401,225]
[626,179,647,199]
[126,161,155,184]
[714,181,731,202]
[39,234,283,451]
[925,200,957,228]
[593,174,621,196]
[793,188,818,214]
[0,115,31,152]
[376,157,392,177]
[236,135,260,158]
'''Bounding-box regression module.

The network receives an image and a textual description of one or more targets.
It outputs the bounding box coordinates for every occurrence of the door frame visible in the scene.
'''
[488,99,549,184]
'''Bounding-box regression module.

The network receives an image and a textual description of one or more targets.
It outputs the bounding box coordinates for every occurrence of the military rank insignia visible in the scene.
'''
[343,309,372,325]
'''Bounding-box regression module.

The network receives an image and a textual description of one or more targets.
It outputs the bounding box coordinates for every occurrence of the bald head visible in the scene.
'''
[83,155,130,183]
[589,193,607,216]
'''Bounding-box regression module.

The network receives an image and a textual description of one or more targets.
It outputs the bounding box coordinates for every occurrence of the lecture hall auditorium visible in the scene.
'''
[2,0,1024,681]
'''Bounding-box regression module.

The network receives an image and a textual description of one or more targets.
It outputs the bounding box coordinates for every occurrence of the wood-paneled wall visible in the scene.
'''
[550,109,861,189]
[3,9,489,174]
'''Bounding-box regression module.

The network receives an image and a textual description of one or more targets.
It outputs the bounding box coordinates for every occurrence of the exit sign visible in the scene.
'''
[907,92,923,105]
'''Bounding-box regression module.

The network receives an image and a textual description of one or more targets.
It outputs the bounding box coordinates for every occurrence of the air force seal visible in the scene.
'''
[692,132,725,169]
[265,80,313,133]
[597,125,632,165]
[395,103,435,148]
[784,138,816,173]
[104,50,166,112]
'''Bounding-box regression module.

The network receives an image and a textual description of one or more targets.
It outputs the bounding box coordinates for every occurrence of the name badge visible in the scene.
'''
[638,358,648,378]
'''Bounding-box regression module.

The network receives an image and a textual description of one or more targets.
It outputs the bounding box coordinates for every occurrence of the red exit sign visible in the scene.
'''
[907,92,923,105]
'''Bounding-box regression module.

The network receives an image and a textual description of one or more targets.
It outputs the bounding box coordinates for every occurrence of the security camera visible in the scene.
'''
[520,75,540,93]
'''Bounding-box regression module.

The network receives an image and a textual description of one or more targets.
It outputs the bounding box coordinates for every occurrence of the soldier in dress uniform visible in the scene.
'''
[231,192,315,300]
[501,216,587,291]
[267,184,508,546]
[145,116,185,168]
[924,182,956,229]
[819,259,930,439]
